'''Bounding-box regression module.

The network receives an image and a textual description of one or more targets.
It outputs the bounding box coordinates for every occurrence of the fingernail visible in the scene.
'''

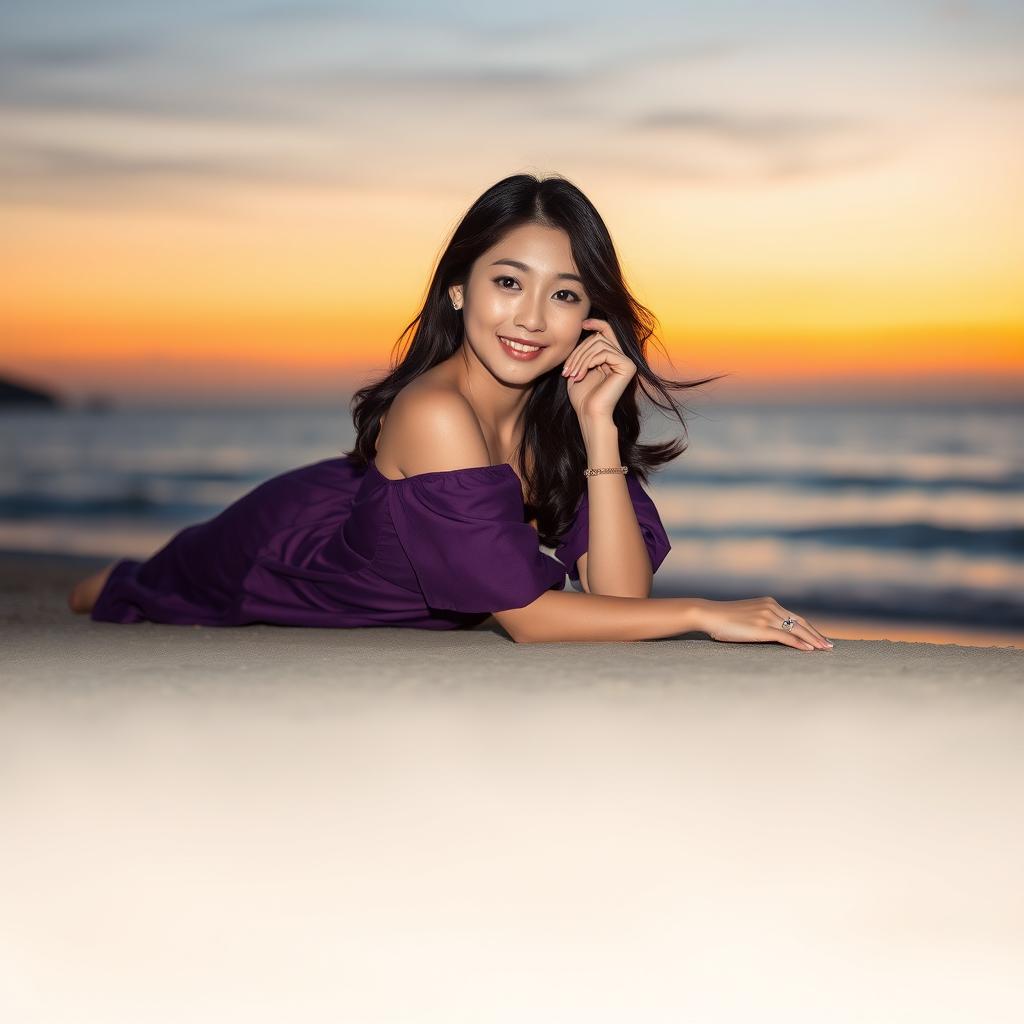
[825,640,834,647]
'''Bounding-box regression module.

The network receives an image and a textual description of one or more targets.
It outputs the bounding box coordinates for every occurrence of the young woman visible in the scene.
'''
[72,173,832,652]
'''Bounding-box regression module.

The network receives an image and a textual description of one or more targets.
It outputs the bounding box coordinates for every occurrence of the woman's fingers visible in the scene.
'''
[778,621,828,650]
[565,342,634,385]
[773,630,816,651]
[770,603,833,647]
[563,337,601,379]
[702,597,832,652]
[806,621,833,646]
[569,349,604,381]
[725,625,812,651]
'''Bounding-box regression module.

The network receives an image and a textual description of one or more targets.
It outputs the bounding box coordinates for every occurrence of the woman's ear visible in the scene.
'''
[449,285,464,308]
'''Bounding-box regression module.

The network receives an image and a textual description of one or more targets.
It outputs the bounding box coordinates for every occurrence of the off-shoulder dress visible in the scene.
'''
[90,455,671,631]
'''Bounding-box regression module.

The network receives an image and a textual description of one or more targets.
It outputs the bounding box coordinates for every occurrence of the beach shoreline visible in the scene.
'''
[5,546,1021,650]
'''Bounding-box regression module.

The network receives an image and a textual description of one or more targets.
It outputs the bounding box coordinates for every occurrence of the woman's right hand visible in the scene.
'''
[693,596,834,652]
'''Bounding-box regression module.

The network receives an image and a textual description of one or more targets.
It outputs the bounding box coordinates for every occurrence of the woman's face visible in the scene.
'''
[450,223,592,381]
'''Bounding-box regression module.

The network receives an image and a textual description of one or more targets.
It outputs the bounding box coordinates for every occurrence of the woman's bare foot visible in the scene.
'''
[68,559,120,614]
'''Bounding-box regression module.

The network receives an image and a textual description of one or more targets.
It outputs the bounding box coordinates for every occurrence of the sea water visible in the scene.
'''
[2,398,1021,640]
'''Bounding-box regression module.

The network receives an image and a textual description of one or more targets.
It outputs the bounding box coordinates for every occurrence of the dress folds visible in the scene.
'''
[90,454,672,631]
[386,465,569,614]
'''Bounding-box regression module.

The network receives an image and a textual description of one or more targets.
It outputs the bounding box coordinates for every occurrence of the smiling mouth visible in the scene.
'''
[498,336,545,353]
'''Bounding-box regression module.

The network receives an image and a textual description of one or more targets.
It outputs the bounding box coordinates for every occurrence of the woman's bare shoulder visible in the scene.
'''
[376,370,486,477]
[389,369,473,423]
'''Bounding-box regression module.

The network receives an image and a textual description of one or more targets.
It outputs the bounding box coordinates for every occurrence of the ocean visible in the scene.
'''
[3,398,1022,644]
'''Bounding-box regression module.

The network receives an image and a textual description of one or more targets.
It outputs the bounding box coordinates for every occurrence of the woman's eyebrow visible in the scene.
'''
[489,258,584,286]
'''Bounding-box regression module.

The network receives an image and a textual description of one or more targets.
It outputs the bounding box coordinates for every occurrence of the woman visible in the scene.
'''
[72,172,832,652]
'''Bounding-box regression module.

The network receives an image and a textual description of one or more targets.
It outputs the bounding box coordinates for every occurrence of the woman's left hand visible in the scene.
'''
[562,318,637,420]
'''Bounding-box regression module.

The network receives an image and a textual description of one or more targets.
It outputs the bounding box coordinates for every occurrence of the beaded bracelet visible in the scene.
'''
[584,465,628,477]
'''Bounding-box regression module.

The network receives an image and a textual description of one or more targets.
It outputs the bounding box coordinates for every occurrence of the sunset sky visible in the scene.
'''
[2,0,1022,405]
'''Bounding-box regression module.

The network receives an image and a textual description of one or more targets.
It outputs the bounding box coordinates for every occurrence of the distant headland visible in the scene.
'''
[0,371,114,412]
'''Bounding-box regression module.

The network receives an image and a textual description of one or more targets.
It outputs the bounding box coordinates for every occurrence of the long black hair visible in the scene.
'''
[344,172,729,547]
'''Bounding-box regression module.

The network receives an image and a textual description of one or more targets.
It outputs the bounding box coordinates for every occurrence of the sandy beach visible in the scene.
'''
[3,548,1023,1022]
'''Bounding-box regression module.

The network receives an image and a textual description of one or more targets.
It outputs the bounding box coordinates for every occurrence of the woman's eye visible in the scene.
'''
[493,276,582,303]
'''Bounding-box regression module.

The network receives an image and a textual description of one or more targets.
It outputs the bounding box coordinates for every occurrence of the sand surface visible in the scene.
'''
[3,550,1023,1023]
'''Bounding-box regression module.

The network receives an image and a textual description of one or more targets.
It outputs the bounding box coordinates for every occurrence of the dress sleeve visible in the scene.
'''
[387,468,569,614]
[554,473,672,589]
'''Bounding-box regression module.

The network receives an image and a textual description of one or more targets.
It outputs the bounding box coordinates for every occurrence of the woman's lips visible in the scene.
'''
[498,336,545,361]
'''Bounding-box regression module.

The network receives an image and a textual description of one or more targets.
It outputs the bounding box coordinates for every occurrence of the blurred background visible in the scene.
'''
[2,0,1022,646]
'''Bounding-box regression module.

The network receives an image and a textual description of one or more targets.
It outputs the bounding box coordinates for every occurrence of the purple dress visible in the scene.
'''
[90,455,672,630]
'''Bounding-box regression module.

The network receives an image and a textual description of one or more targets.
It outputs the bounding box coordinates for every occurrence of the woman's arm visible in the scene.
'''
[575,416,653,598]
[493,589,705,644]
[493,590,829,651]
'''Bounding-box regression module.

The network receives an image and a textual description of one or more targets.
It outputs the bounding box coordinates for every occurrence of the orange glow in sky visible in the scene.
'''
[3,2,1022,405]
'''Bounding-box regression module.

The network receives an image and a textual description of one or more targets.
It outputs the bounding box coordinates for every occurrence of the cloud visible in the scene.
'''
[0,35,162,70]
[614,105,899,180]
[627,107,871,147]
[0,32,734,128]
[0,3,903,207]
[236,0,377,22]
[0,138,362,196]
[928,0,984,19]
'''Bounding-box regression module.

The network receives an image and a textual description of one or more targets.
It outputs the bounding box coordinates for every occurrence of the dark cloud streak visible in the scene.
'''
[628,108,871,146]
[0,35,164,70]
